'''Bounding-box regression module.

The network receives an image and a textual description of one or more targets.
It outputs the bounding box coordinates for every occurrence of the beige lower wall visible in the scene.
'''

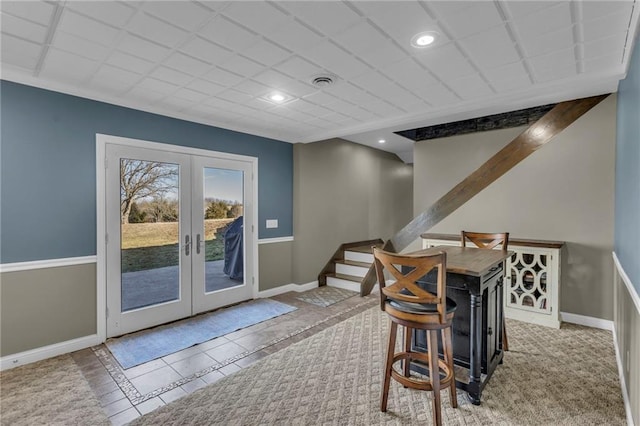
[292,138,413,284]
[614,258,640,425]
[0,264,97,357]
[414,95,616,320]
[258,241,293,291]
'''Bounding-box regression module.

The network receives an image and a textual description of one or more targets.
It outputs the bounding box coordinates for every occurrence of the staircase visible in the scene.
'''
[318,239,383,296]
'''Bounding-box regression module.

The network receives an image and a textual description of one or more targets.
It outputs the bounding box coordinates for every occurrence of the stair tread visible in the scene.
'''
[335,259,371,268]
[327,272,362,282]
[347,243,383,254]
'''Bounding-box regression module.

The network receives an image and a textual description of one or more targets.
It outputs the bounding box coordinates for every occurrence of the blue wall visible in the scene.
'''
[0,81,293,263]
[615,36,640,292]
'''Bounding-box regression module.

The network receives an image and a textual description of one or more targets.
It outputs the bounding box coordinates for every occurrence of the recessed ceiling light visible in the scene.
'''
[411,31,438,48]
[269,93,286,102]
[262,91,294,105]
[378,139,386,144]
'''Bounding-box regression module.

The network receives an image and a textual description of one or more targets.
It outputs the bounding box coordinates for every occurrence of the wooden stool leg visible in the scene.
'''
[426,330,442,426]
[442,327,458,408]
[403,326,412,378]
[381,321,398,412]
[502,316,509,351]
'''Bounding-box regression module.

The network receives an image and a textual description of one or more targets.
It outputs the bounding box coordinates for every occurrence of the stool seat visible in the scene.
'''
[388,297,457,315]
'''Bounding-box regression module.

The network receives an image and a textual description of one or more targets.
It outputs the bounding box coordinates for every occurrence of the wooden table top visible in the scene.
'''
[410,245,513,276]
[421,232,564,249]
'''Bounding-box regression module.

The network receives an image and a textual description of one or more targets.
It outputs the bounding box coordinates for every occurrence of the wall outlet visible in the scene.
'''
[266,219,278,229]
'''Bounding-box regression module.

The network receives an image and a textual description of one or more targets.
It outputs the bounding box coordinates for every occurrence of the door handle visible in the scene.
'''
[185,235,191,256]
[196,234,202,255]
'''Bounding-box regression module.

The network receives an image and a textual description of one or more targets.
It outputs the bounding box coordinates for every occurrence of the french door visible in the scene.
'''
[104,141,255,338]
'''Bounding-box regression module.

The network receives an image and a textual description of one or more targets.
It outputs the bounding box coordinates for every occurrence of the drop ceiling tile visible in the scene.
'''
[332,21,390,55]
[125,86,166,104]
[266,19,324,52]
[241,39,291,67]
[234,80,272,96]
[40,48,98,83]
[126,13,189,49]
[484,61,533,92]
[66,1,136,27]
[361,98,401,117]
[431,1,503,39]
[513,2,572,41]
[584,53,623,72]
[418,83,459,106]
[520,27,575,58]
[583,33,626,61]
[274,56,321,80]
[57,10,121,46]
[157,96,194,111]
[52,32,111,62]
[137,77,179,95]
[502,1,561,19]
[186,78,226,96]
[414,43,474,80]
[302,41,370,79]
[202,67,244,86]
[150,66,194,87]
[92,64,140,85]
[222,1,290,35]
[380,59,439,88]
[173,87,209,103]
[216,89,253,104]
[460,25,522,69]
[251,69,316,97]
[89,77,132,95]
[180,37,234,65]
[352,71,396,96]
[529,48,577,82]
[164,52,211,76]
[0,0,55,26]
[143,1,212,31]
[357,1,439,49]
[357,41,407,70]
[581,1,634,22]
[582,11,632,43]
[0,34,41,71]
[199,15,259,51]
[106,51,155,75]
[445,73,494,100]
[1,13,48,44]
[302,91,340,106]
[281,1,362,37]
[117,33,171,62]
[219,54,263,78]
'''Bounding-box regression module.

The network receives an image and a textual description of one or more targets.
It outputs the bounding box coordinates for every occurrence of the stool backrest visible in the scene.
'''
[461,231,509,250]
[372,247,447,324]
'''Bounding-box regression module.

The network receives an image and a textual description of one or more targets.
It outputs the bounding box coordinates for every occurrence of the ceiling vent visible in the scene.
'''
[311,74,336,88]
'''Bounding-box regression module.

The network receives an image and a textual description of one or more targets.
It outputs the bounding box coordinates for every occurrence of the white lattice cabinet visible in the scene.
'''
[421,233,563,329]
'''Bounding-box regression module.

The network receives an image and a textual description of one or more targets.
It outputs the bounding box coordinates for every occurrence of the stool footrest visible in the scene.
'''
[390,352,455,391]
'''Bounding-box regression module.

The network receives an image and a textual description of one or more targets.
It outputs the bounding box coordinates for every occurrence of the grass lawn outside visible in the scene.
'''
[121,219,234,273]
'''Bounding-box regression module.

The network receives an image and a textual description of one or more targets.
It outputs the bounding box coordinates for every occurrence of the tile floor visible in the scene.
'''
[70,291,378,425]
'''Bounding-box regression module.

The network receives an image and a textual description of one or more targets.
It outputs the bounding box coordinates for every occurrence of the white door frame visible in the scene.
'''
[96,133,259,343]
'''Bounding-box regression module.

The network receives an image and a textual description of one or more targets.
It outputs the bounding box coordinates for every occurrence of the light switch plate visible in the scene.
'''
[266,219,278,229]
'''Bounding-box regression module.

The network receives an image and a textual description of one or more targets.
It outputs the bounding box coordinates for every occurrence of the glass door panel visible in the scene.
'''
[106,145,192,338]
[192,157,254,315]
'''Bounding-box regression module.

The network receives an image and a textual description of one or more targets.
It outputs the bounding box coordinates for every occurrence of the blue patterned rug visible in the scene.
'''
[106,299,296,369]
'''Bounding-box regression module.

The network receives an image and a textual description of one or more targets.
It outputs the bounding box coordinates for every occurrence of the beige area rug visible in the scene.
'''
[132,307,626,425]
[0,354,109,426]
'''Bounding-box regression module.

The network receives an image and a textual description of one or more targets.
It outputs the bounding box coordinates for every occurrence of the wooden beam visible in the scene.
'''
[391,94,609,252]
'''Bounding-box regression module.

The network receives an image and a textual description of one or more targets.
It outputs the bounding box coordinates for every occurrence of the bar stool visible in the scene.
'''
[372,247,457,426]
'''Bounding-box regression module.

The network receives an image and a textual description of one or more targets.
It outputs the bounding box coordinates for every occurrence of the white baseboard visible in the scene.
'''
[257,281,318,298]
[0,334,101,371]
[560,312,614,330]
